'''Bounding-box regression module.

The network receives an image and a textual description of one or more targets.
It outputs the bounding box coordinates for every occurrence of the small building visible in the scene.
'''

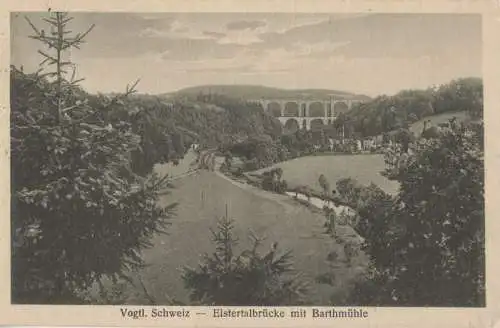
[328,138,334,151]
[362,138,375,151]
[373,135,384,147]
[355,140,362,152]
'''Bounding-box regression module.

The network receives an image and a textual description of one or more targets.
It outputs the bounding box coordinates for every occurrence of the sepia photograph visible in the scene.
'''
[9,10,485,311]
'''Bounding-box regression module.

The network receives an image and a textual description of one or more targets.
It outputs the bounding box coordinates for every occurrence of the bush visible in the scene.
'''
[343,242,359,266]
[260,168,287,193]
[323,208,337,236]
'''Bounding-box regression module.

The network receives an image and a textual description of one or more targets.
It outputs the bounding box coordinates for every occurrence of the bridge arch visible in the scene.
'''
[310,119,325,131]
[267,102,282,117]
[284,118,300,134]
[284,102,300,117]
[334,101,349,115]
[309,102,325,117]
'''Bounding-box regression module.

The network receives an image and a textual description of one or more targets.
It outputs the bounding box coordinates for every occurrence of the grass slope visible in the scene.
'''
[252,154,400,196]
[120,170,367,305]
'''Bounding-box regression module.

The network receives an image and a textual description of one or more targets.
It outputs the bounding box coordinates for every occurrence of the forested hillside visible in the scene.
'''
[156,94,283,147]
[94,91,283,150]
[341,77,482,137]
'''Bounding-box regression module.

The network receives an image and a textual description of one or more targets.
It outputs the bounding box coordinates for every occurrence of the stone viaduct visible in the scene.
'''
[250,97,364,133]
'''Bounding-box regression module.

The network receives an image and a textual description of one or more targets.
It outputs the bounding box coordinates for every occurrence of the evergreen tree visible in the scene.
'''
[182,216,308,305]
[11,12,176,303]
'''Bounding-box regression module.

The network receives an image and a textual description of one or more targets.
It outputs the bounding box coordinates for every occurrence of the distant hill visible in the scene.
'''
[163,85,371,101]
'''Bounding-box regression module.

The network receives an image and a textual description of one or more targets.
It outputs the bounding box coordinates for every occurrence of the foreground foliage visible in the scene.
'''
[182,216,308,305]
[11,13,179,303]
[337,120,485,306]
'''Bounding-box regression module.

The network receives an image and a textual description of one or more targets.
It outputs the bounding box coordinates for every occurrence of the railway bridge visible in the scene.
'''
[250,97,364,133]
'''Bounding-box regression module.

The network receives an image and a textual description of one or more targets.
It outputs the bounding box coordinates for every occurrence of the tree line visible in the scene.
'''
[343,78,483,138]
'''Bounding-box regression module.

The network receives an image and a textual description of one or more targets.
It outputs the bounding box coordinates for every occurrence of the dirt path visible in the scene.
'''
[207,155,308,216]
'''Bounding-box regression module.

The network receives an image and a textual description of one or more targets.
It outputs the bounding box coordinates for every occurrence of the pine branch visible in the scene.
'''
[137,276,157,305]
[61,16,74,24]
[126,79,141,95]
[70,78,85,85]
[39,72,59,78]
[39,56,53,66]
[37,50,57,61]
[42,17,59,27]
[24,16,41,36]
[78,24,95,41]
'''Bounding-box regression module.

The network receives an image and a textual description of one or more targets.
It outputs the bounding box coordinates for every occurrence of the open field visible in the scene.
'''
[115,169,367,305]
[248,111,471,197]
[252,154,400,196]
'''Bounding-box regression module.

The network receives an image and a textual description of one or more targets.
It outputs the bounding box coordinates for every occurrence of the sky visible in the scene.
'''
[10,12,482,97]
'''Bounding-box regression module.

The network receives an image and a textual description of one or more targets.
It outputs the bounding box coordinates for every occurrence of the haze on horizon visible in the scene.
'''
[11,12,482,97]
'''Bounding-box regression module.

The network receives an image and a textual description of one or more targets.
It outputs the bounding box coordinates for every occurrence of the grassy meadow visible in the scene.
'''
[252,154,400,196]
[97,147,405,305]
[114,168,368,305]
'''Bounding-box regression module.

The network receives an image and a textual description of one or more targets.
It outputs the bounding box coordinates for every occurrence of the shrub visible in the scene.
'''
[261,168,287,193]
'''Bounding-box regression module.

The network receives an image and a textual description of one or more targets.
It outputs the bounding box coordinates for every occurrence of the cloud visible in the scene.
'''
[294,41,352,59]
[170,20,190,34]
[226,20,266,31]
[135,19,196,38]
[256,18,347,50]
[255,13,481,60]
[138,27,171,37]
[159,38,243,61]
[173,26,189,33]
[12,12,481,97]
[203,31,226,39]
[218,32,264,46]
[333,14,482,59]
[177,64,253,73]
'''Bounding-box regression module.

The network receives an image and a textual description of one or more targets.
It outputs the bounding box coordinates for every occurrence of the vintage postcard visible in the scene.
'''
[1,0,499,327]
